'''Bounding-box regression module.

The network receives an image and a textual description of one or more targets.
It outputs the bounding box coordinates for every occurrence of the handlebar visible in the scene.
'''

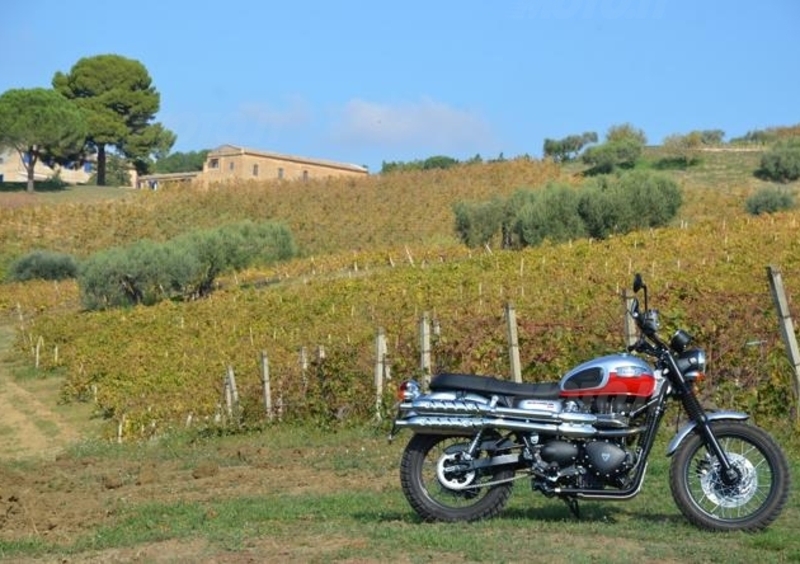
[628,337,659,356]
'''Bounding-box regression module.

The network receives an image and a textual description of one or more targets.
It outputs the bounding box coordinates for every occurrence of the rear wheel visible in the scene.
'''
[669,421,790,531]
[399,433,514,522]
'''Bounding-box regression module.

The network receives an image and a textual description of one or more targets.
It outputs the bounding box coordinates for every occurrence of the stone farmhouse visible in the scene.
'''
[0,148,94,185]
[137,145,369,189]
[0,145,367,189]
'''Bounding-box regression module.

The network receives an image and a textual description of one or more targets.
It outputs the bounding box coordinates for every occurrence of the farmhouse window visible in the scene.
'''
[253,164,259,176]
[229,161,234,171]
[277,168,284,179]
[209,158,219,169]
[302,170,309,181]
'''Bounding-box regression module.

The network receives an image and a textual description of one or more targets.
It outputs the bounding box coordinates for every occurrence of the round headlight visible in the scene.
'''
[676,348,706,381]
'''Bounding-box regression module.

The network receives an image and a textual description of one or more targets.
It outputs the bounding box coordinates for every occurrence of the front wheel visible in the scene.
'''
[669,421,790,531]
[400,433,514,522]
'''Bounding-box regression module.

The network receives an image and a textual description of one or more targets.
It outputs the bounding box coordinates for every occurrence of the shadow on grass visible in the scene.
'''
[752,168,797,183]
[0,180,70,193]
[355,502,684,527]
[651,157,702,170]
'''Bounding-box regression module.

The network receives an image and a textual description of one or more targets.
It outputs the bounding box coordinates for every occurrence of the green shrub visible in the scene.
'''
[452,171,681,250]
[581,123,647,174]
[230,220,298,264]
[616,169,683,228]
[576,170,681,238]
[79,220,298,309]
[757,142,800,182]
[79,241,199,309]
[745,187,795,215]
[578,177,629,239]
[453,198,505,248]
[78,247,133,309]
[581,137,643,173]
[7,250,78,281]
[512,183,586,246]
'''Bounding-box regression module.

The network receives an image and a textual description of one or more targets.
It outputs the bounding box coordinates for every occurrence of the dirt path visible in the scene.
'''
[0,324,79,460]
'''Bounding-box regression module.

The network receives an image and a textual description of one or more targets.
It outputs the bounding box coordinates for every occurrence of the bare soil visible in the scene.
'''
[0,323,382,563]
[0,328,80,460]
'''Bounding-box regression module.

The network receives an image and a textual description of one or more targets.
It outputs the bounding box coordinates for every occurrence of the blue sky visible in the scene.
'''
[2,1,798,172]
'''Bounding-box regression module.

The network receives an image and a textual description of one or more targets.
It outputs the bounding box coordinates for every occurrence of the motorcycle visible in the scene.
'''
[389,274,790,531]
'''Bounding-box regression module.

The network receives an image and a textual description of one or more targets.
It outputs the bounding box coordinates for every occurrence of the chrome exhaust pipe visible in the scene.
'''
[392,415,598,438]
[399,398,598,426]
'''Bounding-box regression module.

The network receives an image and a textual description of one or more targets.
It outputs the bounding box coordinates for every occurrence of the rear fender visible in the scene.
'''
[666,411,749,456]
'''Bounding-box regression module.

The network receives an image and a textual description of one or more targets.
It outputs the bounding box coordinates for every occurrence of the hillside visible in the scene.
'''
[0,148,779,264]
[1,148,799,440]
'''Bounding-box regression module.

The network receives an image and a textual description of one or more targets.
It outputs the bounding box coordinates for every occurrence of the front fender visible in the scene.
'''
[666,411,749,456]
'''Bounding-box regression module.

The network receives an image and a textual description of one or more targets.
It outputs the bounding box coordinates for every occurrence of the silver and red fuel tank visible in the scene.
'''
[559,354,656,399]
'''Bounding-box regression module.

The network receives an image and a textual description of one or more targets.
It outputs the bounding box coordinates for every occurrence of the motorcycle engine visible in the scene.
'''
[583,440,634,478]
[528,399,637,488]
[535,437,635,488]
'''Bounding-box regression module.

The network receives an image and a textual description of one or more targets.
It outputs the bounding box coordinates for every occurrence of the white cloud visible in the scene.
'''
[331,97,495,154]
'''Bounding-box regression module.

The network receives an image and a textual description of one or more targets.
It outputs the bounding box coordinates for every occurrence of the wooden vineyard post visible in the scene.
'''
[117,414,125,444]
[766,265,800,421]
[34,336,43,369]
[223,369,233,418]
[420,312,432,388]
[224,365,242,427]
[623,290,638,349]
[374,328,389,421]
[260,351,273,422]
[299,347,309,396]
[505,302,522,382]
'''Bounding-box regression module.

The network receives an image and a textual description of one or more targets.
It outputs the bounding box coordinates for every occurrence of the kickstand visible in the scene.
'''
[563,497,580,519]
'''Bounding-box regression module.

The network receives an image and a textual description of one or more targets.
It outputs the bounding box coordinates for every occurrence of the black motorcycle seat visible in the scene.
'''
[430,373,560,400]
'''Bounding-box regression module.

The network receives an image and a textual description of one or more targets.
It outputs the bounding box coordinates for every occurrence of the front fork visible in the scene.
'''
[667,355,741,484]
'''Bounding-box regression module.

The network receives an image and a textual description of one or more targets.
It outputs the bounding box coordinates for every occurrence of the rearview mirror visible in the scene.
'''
[633,273,644,293]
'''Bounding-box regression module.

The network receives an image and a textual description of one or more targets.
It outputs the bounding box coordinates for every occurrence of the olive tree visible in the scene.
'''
[53,54,175,185]
[582,123,647,173]
[0,88,87,192]
[757,140,800,183]
[543,132,598,162]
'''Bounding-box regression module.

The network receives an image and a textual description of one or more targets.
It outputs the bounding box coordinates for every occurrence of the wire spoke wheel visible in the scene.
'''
[692,443,765,515]
[400,433,514,522]
[669,421,789,531]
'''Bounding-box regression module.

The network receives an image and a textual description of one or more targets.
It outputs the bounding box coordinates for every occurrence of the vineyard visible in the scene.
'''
[2,149,800,439]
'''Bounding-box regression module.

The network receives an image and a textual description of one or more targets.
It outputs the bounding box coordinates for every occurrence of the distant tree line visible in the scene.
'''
[731,124,800,146]
[0,53,175,191]
[539,124,650,174]
[152,150,210,173]
[380,153,513,174]
[659,129,726,167]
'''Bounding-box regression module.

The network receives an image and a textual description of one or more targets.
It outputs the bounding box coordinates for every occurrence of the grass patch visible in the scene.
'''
[15,485,800,562]
[0,425,797,562]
